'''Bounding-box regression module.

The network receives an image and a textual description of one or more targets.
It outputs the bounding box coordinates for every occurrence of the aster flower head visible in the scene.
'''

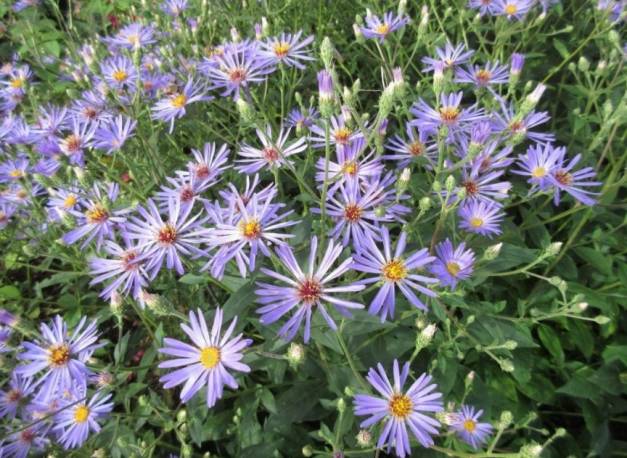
[179,142,231,185]
[431,239,476,289]
[0,201,17,228]
[384,124,438,168]
[360,11,410,42]
[15,315,102,401]
[1,65,31,96]
[202,187,297,278]
[161,0,188,16]
[0,154,30,183]
[46,185,82,222]
[317,69,335,103]
[510,53,525,75]
[159,308,252,408]
[63,182,129,249]
[256,236,365,343]
[101,55,137,89]
[203,41,275,100]
[468,0,498,16]
[352,227,438,322]
[458,160,512,205]
[217,174,275,211]
[0,325,11,352]
[34,104,69,138]
[309,114,363,151]
[492,102,554,144]
[0,373,34,419]
[70,90,111,125]
[236,124,307,174]
[354,360,443,457]
[287,106,319,132]
[88,237,149,301]
[459,200,504,237]
[315,136,384,187]
[260,31,315,69]
[58,118,96,167]
[512,142,564,191]
[0,423,49,457]
[107,22,156,50]
[450,405,493,450]
[495,0,534,19]
[93,115,137,154]
[53,391,113,449]
[155,173,213,210]
[455,61,509,87]
[151,78,211,133]
[422,42,474,73]
[126,197,205,278]
[548,151,602,206]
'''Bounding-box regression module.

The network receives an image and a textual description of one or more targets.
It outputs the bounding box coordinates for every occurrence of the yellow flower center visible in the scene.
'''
[470,217,484,228]
[389,393,413,419]
[439,106,460,124]
[475,69,492,84]
[409,141,424,156]
[86,204,109,224]
[171,94,187,108]
[505,4,518,15]
[531,166,547,178]
[240,219,262,239]
[63,134,81,153]
[74,405,90,423]
[273,41,291,58]
[48,344,70,367]
[199,346,220,369]
[342,161,358,176]
[10,77,24,89]
[375,23,390,35]
[463,419,476,432]
[127,34,140,46]
[446,261,461,277]
[112,70,128,82]
[382,259,407,282]
[9,169,23,178]
[333,127,352,145]
[63,194,78,209]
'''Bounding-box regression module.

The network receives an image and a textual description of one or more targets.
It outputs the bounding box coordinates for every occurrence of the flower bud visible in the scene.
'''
[499,411,513,429]
[483,242,503,260]
[320,37,334,70]
[499,359,515,372]
[518,443,543,458]
[415,317,426,329]
[374,205,387,218]
[503,340,518,351]
[261,17,270,36]
[286,342,305,367]
[594,315,610,325]
[302,445,314,457]
[337,398,346,413]
[236,98,256,124]
[230,27,241,42]
[415,324,437,350]
[577,56,590,72]
[465,371,475,388]
[177,409,187,423]
[353,24,365,43]
[575,302,588,312]
[356,429,372,447]
[419,196,431,212]
[545,242,563,257]
[445,175,456,192]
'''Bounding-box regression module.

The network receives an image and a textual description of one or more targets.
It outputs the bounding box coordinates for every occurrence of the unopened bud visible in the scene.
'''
[554,427,566,437]
[484,242,503,260]
[416,324,436,350]
[577,56,590,72]
[465,371,475,387]
[499,411,513,429]
[576,302,588,312]
[503,340,518,350]
[353,24,364,43]
[519,443,543,458]
[594,315,610,325]
[545,242,563,257]
[230,27,241,42]
[286,342,305,366]
[261,17,270,36]
[445,175,456,192]
[499,359,515,372]
[419,196,432,212]
[415,317,426,329]
[302,445,314,457]
[400,167,411,183]
[356,429,372,447]
[374,205,387,218]
[236,98,256,124]
[320,37,334,70]
[337,398,346,413]
[177,409,187,423]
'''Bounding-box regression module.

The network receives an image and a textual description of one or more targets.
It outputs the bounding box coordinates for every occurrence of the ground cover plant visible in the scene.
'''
[0,0,625,456]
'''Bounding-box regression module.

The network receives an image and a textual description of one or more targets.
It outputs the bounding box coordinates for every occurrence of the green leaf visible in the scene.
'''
[574,247,613,276]
[553,39,569,58]
[537,325,565,364]
[602,345,627,366]
[0,285,20,300]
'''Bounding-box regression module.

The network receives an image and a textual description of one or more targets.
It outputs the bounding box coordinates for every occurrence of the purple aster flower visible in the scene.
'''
[450,405,493,450]
[309,114,364,151]
[354,360,443,457]
[286,107,319,132]
[384,124,437,168]
[0,309,18,327]
[93,115,137,154]
[88,237,149,301]
[360,11,410,42]
[255,236,365,343]
[63,182,128,249]
[15,315,102,401]
[548,152,602,206]
[352,228,437,321]
[46,186,81,222]
[455,61,509,87]
[0,154,29,183]
[495,0,534,19]
[175,142,230,186]
[217,174,275,210]
[33,104,69,138]
[458,160,512,205]
[0,423,48,457]
[0,373,34,419]
[126,198,205,278]
[471,141,514,173]
[154,173,213,210]
[260,31,315,69]
[202,42,275,100]
[202,187,297,278]
[430,239,475,289]
[151,78,210,133]
[510,53,525,76]
[106,22,156,50]
[1,65,31,96]
[100,55,137,89]
[411,92,485,142]
[158,308,252,408]
[458,200,504,237]
[58,118,96,167]
[161,0,188,16]
[512,142,564,190]
[236,124,307,174]
[54,392,114,449]
[468,0,498,15]
[317,69,334,103]
[315,136,384,187]
[70,90,111,125]
[0,201,17,229]
[422,42,474,73]
[318,178,405,250]
[492,103,554,143]
[0,325,11,352]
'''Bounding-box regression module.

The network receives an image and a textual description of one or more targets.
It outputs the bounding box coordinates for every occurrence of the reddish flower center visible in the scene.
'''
[333,127,352,145]
[195,164,210,179]
[475,69,492,85]
[63,134,81,153]
[158,224,177,244]
[263,146,280,162]
[297,278,322,304]
[7,389,22,403]
[122,250,139,271]
[180,186,195,202]
[554,170,573,186]
[83,107,98,119]
[344,203,362,222]
[409,141,424,156]
[509,120,525,133]
[20,429,35,443]
[228,67,247,84]
[464,180,479,196]
[86,204,109,224]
